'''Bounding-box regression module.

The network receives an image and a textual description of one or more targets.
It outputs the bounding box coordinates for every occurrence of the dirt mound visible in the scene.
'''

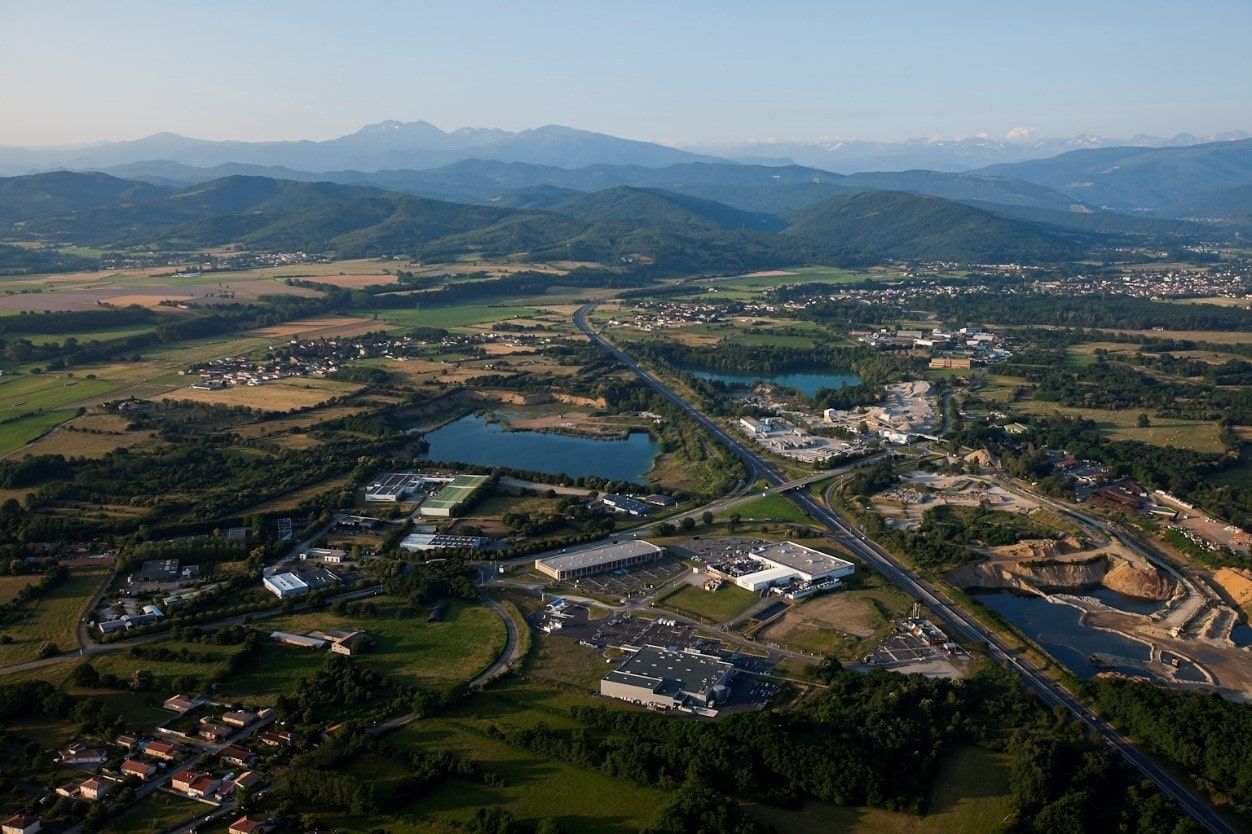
[991,535,1084,561]
[1214,567,1252,608]
[1104,559,1175,601]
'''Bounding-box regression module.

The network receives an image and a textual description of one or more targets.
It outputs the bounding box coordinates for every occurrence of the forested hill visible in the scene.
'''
[2,171,1111,268]
[783,190,1087,263]
[0,170,172,223]
[547,186,786,231]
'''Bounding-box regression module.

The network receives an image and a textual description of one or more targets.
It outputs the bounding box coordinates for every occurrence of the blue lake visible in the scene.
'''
[1087,587,1166,615]
[976,592,1153,680]
[680,366,860,396]
[419,414,660,483]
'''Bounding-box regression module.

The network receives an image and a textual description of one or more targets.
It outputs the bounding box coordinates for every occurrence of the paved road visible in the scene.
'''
[0,585,385,677]
[573,302,1237,834]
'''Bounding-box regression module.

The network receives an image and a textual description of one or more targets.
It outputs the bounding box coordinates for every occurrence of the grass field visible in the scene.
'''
[100,789,206,834]
[0,568,105,667]
[1011,401,1225,451]
[379,680,665,834]
[750,746,1014,834]
[0,409,78,455]
[723,494,814,525]
[248,597,506,696]
[658,582,758,623]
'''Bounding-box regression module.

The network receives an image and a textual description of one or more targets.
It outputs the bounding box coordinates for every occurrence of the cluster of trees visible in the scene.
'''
[502,498,616,538]
[1092,679,1252,813]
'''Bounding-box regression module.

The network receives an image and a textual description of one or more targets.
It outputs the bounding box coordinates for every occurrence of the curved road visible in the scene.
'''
[573,302,1237,834]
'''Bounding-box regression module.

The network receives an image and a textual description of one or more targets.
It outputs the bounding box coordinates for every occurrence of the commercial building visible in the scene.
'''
[709,541,855,593]
[601,645,734,709]
[535,540,665,581]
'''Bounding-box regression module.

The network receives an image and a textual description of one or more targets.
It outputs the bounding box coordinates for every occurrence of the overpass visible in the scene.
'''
[573,302,1236,834]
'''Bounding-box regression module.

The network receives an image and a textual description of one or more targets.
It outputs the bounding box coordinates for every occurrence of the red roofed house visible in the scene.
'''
[171,769,201,794]
[143,739,180,761]
[162,694,198,713]
[1,813,42,834]
[228,817,269,834]
[187,775,221,799]
[120,758,158,780]
[233,771,261,790]
[78,778,111,801]
[219,744,255,767]
[257,730,293,747]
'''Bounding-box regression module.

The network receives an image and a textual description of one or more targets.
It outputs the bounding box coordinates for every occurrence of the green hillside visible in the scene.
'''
[549,186,786,231]
[785,190,1086,263]
[0,170,171,224]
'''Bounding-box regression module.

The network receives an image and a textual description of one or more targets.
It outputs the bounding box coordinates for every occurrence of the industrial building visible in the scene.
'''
[708,541,855,593]
[600,494,656,516]
[262,567,339,599]
[363,472,428,502]
[399,532,488,552]
[535,540,665,581]
[601,645,734,709]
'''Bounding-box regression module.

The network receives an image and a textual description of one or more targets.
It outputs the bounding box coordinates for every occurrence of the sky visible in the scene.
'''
[1,0,1249,147]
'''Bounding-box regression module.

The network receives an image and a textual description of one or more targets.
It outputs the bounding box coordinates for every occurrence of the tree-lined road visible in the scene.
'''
[573,302,1237,834]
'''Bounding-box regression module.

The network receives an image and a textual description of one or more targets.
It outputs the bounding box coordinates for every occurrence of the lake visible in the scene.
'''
[680,366,860,396]
[976,592,1154,680]
[419,414,661,483]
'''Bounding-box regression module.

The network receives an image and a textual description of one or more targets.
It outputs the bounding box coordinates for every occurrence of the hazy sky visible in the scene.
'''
[2,0,1249,146]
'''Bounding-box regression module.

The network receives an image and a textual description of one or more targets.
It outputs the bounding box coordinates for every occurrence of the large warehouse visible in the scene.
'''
[535,540,665,581]
[709,540,855,592]
[601,645,734,709]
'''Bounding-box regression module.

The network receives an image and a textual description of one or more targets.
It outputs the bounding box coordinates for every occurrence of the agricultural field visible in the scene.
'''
[252,314,394,339]
[357,303,542,331]
[657,581,758,623]
[8,411,158,459]
[0,568,105,667]
[155,376,362,412]
[0,409,79,455]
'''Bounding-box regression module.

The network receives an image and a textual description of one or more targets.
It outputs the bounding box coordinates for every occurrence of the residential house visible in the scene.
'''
[55,743,107,766]
[220,710,256,728]
[142,739,180,761]
[219,744,255,767]
[228,818,269,834]
[120,759,158,781]
[257,730,294,747]
[1,814,41,834]
[198,721,232,742]
[163,694,198,713]
[78,778,111,801]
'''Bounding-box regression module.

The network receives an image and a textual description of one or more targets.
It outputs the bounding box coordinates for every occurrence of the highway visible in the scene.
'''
[573,302,1238,834]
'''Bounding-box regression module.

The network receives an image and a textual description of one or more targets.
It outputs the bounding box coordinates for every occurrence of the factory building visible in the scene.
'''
[601,645,734,709]
[535,540,664,581]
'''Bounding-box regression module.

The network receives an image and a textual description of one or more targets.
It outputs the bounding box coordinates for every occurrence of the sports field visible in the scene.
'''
[421,473,491,514]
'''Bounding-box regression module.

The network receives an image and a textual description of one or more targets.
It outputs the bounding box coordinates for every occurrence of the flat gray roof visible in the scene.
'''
[753,541,854,577]
[605,645,732,697]
[537,540,663,572]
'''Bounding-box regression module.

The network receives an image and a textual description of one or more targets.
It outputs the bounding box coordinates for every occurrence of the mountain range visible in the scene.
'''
[683,131,1251,174]
[2,121,1247,178]
[0,121,714,176]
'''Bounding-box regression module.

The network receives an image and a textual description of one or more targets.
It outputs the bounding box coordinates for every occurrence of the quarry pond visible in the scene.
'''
[976,591,1159,680]
[419,413,661,483]
[680,366,861,396]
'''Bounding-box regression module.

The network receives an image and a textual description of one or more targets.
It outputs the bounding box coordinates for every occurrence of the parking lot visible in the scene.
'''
[561,556,688,600]
[672,537,769,564]
[867,622,968,667]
